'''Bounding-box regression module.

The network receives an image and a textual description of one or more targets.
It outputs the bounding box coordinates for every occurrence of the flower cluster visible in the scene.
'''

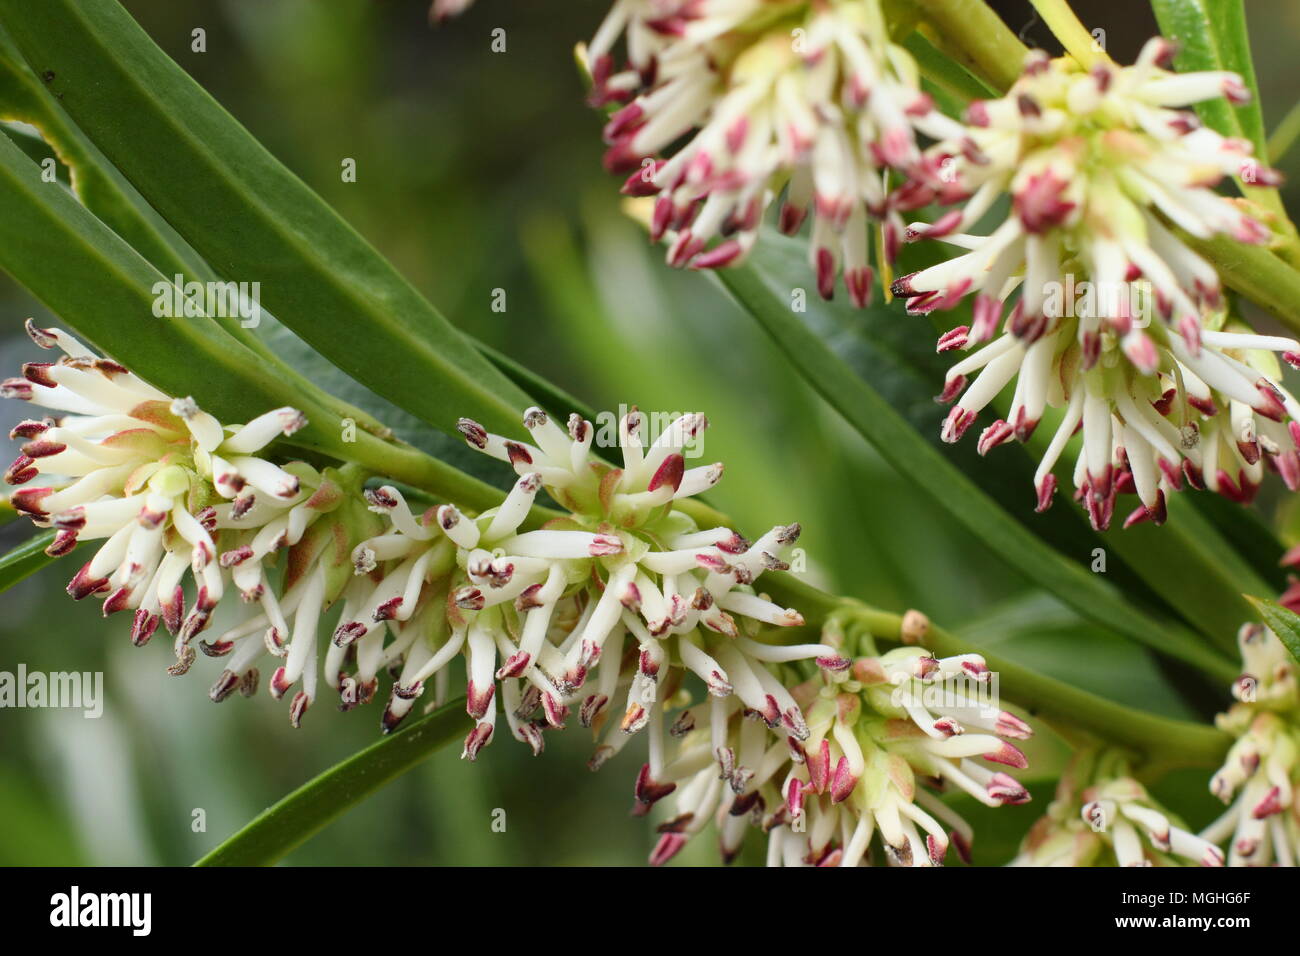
[1013,749,1222,866]
[1204,621,1300,866]
[1,322,369,722]
[893,40,1297,529]
[587,0,962,303]
[6,343,820,770]
[400,406,817,764]
[646,623,1033,866]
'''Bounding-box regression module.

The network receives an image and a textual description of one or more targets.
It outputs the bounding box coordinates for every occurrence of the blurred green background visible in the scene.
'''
[0,0,1296,866]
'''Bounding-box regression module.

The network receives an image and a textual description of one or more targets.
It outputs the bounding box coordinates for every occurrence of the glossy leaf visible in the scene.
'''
[1150,0,1267,159]
[0,23,208,282]
[1244,595,1300,666]
[0,0,533,438]
[0,131,507,513]
[902,31,995,107]
[1186,492,1287,595]
[0,531,64,593]
[195,699,467,866]
[0,23,394,439]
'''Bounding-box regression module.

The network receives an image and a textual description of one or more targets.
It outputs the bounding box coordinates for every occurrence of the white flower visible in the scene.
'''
[198,466,371,726]
[1203,623,1300,866]
[353,405,814,762]
[4,321,309,663]
[650,642,1033,866]
[8,375,815,747]
[892,42,1295,528]
[1013,757,1223,866]
[589,0,961,303]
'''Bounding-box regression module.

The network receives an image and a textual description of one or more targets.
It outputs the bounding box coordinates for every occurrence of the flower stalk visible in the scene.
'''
[906,0,1028,92]
[761,573,1233,768]
[1028,0,1109,69]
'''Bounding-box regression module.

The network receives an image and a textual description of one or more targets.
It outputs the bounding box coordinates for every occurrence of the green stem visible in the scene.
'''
[1029,0,1108,67]
[339,436,510,516]
[194,699,467,866]
[907,0,1027,92]
[884,610,1229,770]
[1185,233,1300,332]
[764,576,1231,769]
[1268,98,1300,164]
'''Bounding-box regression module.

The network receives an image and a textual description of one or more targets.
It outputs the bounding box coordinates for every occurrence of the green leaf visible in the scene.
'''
[901,31,995,107]
[0,23,209,282]
[713,240,1236,683]
[1090,494,1266,650]
[0,23,394,441]
[1268,98,1300,164]
[1189,491,1287,594]
[1201,0,1267,159]
[194,699,467,866]
[1244,595,1300,666]
[0,0,532,438]
[0,131,507,514]
[251,318,514,494]
[0,531,66,593]
[1150,0,1266,159]
[959,592,1202,720]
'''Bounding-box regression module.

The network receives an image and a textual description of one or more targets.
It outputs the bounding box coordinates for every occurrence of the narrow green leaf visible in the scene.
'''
[0,531,66,593]
[1093,497,1265,649]
[1201,0,1267,158]
[1268,98,1300,164]
[901,31,995,106]
[194,700,467,866]
[0,23,208,282]
[1151,0,1267,167]
[0,0,532,438]
[713,250,1236,682]
[1150,0,1242,142]
[0,23,394,440]
[0,131,507,513]
[1189,491,1287,594]
[1149,1,1294,228]
[1244,595,1300,667]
